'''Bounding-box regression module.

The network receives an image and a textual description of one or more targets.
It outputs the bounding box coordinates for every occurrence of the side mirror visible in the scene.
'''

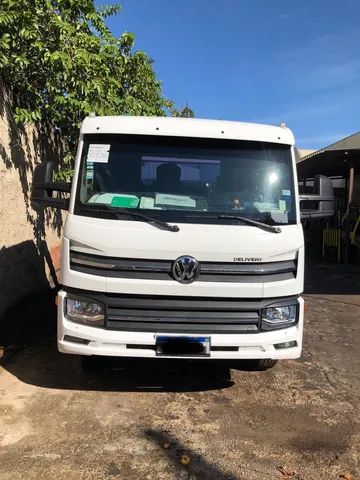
[31,161,71,210]
[299,175,334,219]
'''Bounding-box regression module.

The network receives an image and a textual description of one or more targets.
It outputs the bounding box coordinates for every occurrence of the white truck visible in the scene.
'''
[32,116,334,369]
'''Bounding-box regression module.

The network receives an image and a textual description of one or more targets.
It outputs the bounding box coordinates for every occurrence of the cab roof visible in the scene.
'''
[80,116,295,146]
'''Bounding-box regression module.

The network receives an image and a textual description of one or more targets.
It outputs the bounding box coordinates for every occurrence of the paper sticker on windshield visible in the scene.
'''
[87,144,110,163]
[282,189,291,197]
[279,200,286,211]
[155,194,196,208]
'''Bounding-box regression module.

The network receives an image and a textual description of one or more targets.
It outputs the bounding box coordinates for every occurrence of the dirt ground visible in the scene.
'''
[0,262,359,480]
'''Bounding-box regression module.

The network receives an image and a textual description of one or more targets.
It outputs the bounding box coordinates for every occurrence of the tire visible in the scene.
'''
[248,359,278,371]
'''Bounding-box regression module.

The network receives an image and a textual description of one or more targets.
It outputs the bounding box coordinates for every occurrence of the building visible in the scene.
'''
[297,132,360,262]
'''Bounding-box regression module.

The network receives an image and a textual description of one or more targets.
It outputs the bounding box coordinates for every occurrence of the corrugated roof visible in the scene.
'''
[298,131,360,164]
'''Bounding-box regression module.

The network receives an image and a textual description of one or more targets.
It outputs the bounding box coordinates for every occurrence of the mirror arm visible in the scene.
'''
[32,196,70,210]
[35,181,71,193]
[31,161,71,211]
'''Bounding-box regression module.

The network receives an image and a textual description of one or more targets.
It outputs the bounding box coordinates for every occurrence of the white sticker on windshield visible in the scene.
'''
[87,144,110,163]
[155,194,196,208]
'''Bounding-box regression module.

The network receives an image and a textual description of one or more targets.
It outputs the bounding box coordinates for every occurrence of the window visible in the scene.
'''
[75,134,296,225]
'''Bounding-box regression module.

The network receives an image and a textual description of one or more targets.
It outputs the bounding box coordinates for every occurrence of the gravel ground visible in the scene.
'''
[0,262,359,480]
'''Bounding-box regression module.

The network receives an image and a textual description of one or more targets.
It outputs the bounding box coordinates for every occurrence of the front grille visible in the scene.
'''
[70,250,297,283]
[106,295,261,333]
[63,289,298,334]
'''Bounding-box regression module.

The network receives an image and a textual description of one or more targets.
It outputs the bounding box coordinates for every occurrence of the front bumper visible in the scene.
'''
[57,291,304,360]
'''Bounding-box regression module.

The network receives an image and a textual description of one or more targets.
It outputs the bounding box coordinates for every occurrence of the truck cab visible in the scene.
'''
[32,116,333,368]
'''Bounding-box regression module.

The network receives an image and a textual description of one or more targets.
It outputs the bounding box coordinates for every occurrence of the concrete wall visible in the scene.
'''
[0,87,66,322]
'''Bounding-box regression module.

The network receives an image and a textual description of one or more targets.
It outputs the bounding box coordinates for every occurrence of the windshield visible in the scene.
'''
[75,134,296,225]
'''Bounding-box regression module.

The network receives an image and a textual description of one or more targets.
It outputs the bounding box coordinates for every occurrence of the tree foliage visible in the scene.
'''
[0,0,176,152]
[171,104,195,118]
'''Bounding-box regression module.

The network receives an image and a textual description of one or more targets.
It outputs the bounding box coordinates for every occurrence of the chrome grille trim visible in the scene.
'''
[70,250,297,282]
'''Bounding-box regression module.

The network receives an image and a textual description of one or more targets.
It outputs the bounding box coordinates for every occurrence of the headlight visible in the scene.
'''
[66,297,105,327]
[261,304,297,330]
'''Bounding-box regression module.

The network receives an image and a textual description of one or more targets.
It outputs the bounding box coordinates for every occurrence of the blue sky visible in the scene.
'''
[104,0,360,149]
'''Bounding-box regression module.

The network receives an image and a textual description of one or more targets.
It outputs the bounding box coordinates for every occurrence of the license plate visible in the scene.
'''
[155,335,211,357]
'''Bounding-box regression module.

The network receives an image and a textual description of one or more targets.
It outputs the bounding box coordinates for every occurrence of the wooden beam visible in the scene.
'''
[347,166,355,209]
[344,166,355,263]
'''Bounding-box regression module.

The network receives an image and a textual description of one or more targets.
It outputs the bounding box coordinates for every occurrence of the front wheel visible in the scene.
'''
[248,359,278,371]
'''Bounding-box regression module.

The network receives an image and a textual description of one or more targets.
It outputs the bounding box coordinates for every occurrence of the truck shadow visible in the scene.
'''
[1,291,265,393]
[1,345,239,393]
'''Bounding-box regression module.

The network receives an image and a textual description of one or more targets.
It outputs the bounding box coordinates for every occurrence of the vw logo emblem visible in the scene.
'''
[172,256,200,284]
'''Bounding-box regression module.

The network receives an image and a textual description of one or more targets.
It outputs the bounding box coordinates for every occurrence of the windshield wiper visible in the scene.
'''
[218,214,281,233]
[90,206,179,232]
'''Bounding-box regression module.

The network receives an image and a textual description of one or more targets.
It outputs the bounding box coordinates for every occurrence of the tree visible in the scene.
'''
[0,0,173,153]
[171,104,195,118]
